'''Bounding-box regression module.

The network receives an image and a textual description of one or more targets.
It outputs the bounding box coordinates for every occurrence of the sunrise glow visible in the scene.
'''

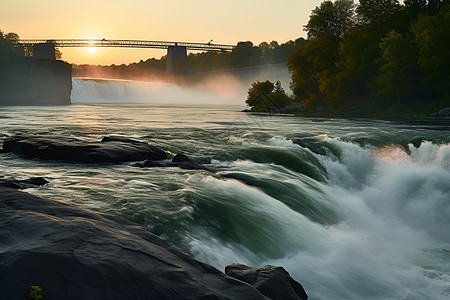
[86,47,97,54]
[0,0,324,65]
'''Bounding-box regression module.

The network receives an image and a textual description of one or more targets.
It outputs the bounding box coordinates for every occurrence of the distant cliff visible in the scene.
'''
[0,58,72,105]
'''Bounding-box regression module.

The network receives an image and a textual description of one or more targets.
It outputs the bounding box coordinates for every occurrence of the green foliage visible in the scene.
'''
[304,0,356,40]
[287,0,450,115]
[357,0,402,30]
[246,80,274,107]
[245,80,293,112]
[300,94,318,111]
[28,285,43,300]
[231,41,262,67]
[0,29,20,62]
[371,30,423,105]
[412,5,450,100]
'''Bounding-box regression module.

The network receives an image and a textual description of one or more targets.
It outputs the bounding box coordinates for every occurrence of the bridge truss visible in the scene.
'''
[18,39,235,52]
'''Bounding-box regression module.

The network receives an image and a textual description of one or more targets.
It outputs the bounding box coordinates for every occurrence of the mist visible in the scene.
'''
[71,64,291,106]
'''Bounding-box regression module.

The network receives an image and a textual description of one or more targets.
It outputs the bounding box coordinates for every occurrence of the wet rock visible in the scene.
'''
[0,188,270,300]
[135,153,217,173]
[172,153,193,163]
[1,135,166,163]
[226,264,308,300]
[430,107,450,118]
[134,160,165,168]
[0,177,49,189]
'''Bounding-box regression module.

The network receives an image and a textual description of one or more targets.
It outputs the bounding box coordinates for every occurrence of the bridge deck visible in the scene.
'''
[19,39,234,52]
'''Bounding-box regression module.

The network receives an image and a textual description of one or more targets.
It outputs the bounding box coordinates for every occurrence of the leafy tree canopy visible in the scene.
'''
[304,0,356,40]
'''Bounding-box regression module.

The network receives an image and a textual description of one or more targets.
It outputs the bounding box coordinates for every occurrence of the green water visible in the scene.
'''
[1,102,449,299]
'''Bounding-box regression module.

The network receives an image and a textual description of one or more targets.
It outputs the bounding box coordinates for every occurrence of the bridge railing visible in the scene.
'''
[18,39,235,52]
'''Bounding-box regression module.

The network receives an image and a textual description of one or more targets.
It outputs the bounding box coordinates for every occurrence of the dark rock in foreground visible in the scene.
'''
[1,135,166,163]
[0,187,307,299]
[226,264,308,300]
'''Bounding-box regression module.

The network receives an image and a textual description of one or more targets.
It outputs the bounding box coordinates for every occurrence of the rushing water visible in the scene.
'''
[1,79,450,299]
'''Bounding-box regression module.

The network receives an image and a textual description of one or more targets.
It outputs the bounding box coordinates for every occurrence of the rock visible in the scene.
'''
[430,107,450,118]
[174,161,216,173]
[133,159,165,168]
[21,177,49,186]
[172,153,193,163]
[135,153,217,173]
[0,180,21,189]
[438,107,450,118]
[0,188,271,300]
[225,264,308,300]
[0,177,49,189]
[1,135,166,163]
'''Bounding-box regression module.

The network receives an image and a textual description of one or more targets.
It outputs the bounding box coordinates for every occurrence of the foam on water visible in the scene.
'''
[1,100,448,299]
[182,137,450,299]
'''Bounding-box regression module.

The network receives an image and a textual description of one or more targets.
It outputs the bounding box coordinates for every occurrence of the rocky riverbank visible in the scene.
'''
[0,58,72,105]
[0,136,308,299]
[0,185,307,299]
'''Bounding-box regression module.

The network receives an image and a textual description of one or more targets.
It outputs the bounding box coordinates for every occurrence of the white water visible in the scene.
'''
[183,137,450,300]
[71,78,245,105]
[2,78,449,299]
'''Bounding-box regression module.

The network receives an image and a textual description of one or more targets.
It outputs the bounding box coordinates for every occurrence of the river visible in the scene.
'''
[1,78,449,299]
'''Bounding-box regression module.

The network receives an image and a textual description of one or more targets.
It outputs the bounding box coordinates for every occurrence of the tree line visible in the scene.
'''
[283,0,450,115]
[73,39,304,78]
[0,30,21,62]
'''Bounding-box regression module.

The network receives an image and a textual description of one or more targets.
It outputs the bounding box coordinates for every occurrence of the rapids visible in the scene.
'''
[0,78,449,299]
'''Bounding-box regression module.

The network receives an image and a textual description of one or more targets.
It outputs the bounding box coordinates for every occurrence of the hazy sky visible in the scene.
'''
[1,0,323,65]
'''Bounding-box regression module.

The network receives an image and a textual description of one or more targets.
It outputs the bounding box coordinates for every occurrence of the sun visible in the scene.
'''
[86,46,97,54]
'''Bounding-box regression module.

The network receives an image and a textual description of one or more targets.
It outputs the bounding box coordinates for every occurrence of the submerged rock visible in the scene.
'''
[172,153,193,163]
[430,107,450,118]
[226,264,308,300]
[1,188,276,299]
[0,177,49,189]
[1,135,166,163]
[135,153,217,173]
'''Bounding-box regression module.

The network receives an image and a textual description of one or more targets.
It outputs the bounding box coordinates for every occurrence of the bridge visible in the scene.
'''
[18,39,236,71]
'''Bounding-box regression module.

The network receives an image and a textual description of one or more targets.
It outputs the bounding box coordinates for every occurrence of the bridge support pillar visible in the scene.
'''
[33,43,56,60]
[166,46,187,72]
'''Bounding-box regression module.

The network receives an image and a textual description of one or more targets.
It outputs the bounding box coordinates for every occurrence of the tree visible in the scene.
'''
[5,32,19,44]
[0,30,19,62]
[304,0,356,41]
[55,48,62,60]
[246,80,274,107]
[274,80,284,93]
[245,80,293,112]
[371,30,423,106]
[356,0,402,34]
[230,41,262,67]
[330,26,382,105]
[412,5,450,101]
[287,34,340,109]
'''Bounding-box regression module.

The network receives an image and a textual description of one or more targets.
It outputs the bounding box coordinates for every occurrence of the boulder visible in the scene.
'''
[1,135,166,163]
[0,188,269,299]
[225,264,308,300]
[172,153,193,163]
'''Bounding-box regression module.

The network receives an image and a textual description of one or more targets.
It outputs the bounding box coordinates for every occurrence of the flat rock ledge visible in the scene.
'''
[1,135,166,163]
[0,187,307,300]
